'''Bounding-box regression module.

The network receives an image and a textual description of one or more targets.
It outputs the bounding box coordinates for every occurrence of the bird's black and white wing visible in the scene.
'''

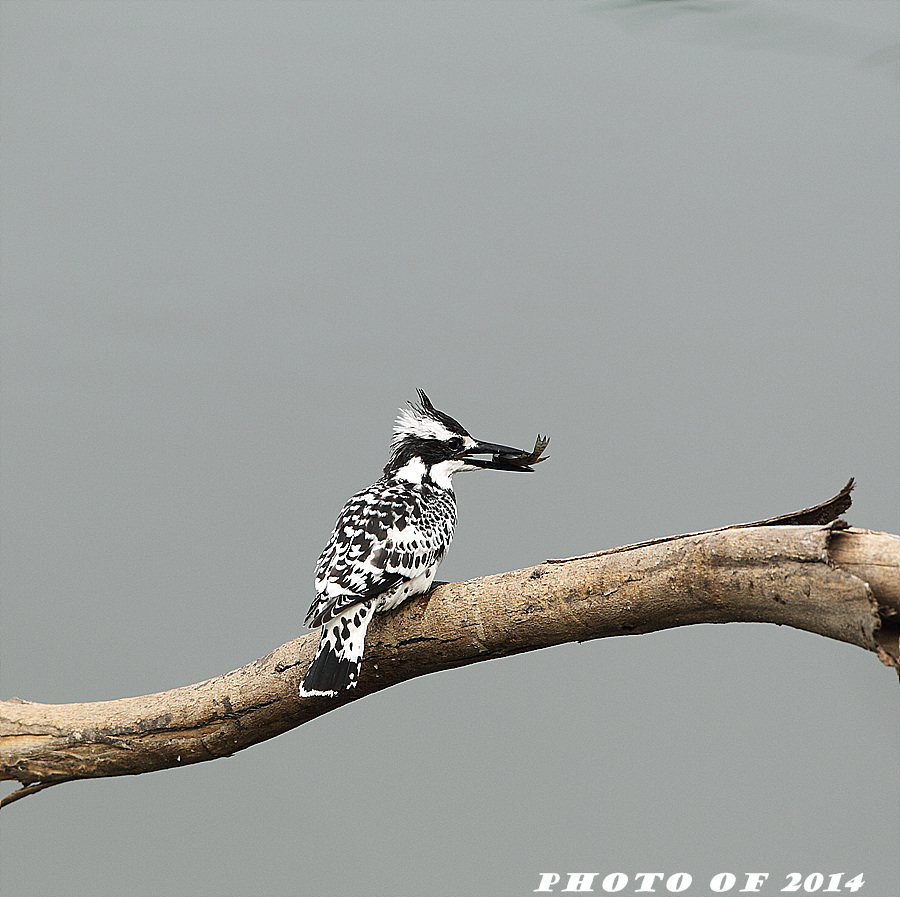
[306,478,455,627]
[300,478,456,696]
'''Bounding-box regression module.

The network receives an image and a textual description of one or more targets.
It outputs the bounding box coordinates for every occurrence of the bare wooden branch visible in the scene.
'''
[2,522,898,809]
[547,478,857,563]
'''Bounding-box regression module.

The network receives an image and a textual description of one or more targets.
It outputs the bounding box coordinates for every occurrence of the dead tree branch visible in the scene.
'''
[2,487,897,809]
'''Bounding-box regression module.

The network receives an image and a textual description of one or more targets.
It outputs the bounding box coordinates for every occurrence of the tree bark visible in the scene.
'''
[2,522,898,809]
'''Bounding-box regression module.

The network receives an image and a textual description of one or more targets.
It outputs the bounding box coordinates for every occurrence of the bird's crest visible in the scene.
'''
[392,389,468,448]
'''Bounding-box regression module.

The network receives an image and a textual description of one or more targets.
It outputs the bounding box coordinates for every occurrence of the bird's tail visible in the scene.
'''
[299,601,375,697]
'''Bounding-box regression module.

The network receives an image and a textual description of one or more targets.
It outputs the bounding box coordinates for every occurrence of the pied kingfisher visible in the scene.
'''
[300,390,536,697]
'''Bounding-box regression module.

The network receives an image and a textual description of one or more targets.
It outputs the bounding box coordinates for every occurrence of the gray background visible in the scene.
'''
[2,2,897,895]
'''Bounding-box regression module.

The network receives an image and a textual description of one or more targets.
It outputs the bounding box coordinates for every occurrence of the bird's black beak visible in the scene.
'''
[460,440,536,472]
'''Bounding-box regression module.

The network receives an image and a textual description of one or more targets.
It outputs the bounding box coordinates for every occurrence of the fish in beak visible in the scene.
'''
[459,435,550,472]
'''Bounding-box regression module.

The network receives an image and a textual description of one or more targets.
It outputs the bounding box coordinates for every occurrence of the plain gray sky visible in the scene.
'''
[2,2,898,895]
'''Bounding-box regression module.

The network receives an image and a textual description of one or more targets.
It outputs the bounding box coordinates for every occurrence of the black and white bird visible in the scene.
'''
[300,390,540,697]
